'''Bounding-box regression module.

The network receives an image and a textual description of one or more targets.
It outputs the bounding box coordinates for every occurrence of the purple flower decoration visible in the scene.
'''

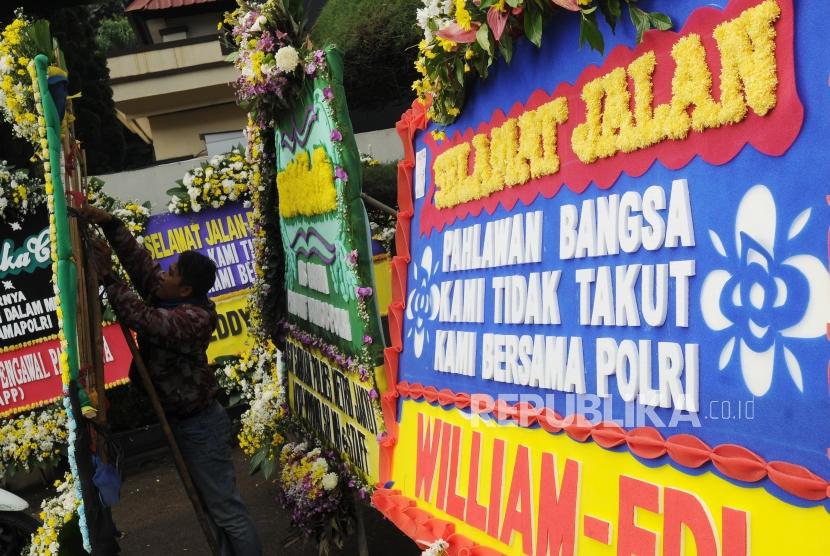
[363,335,373,345]
[322,86,334,101]
[348,249,359,264]
[314,50,325,64]
[334,166,348,182]
[369,388,378,399]
[305,62,317,76]
[330,129,342,142]
[356,286,373,298]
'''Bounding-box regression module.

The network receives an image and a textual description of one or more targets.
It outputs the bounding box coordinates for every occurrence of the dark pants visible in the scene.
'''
[172,400,262,556]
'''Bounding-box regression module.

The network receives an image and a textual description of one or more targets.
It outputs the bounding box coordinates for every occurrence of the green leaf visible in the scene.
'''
[261,456,277,479]
[506,0,521,7]
[497,33,513,64]
[523,3,543,47]
[473,53,490,79]
[228,393,242,407]
[27,20,54,61]
[248,446,267,474]
[648,12,673,31]
[479,0,499,9]
[599,0,622,32]
[579,11,605,54]
[454,57,465,85]
[476,25,492,55]
[628,4,650,43]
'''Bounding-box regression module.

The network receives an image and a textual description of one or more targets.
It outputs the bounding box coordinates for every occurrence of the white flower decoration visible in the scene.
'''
[406,246,440,358]
[274,46,300,73]
[700,184,830,396]
[321,472,338,491]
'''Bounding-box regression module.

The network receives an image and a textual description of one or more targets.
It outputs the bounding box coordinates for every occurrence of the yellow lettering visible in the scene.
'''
[232,214,248,239]
[531,97,568,177]
[713,0,780,121]
[572,68,633,163]
[620,52,664,150]
[433,142,470,209]
[171,226,187,254]
[190,223,203,249]
[664,34,722,137]
[489,118,524,187]
[571,0,780,164]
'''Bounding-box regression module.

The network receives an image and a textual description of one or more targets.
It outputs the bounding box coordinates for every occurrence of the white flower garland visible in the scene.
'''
[0,159,46,222]
[0,406,67,478]
[166,146,252,214]
[27,472,79,556]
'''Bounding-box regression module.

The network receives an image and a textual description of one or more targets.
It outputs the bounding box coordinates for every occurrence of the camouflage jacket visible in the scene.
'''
[102,219,218,419]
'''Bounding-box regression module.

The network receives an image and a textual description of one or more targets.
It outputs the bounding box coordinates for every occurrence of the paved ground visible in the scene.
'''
[17,447,419,556]
[109,449,419,555]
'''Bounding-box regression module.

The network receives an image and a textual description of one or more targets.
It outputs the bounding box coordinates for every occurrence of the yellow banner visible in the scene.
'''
[207,290,253,363]
[373,255,391,317]
[393,401,830,555]
[284,340,381,483]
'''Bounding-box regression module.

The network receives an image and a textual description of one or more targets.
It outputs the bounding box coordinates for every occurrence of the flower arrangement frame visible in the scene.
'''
[165,146,253,214]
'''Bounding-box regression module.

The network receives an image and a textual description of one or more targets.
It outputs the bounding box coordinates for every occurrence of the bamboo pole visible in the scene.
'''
[117,322,221,555]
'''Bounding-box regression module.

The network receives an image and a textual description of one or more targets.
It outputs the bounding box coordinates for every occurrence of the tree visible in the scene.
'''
[46,7,127,173]
[312,0,419,129]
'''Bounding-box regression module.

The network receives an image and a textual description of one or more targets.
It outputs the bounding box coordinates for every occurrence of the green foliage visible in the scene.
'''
[49,6,127,174]
[312,0,420,110]
[360,160,397,209]
[95,16,136,53]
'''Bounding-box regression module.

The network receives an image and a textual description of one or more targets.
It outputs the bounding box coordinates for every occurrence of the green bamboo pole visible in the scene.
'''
[32,53,90,552]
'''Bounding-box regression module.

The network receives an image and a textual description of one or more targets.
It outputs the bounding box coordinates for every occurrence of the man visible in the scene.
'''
[81,204,262,556]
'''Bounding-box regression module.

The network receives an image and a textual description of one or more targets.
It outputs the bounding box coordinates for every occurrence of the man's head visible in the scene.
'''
[156,251,217,300]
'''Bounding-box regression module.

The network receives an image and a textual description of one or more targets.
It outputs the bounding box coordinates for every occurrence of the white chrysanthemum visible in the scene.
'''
[274,46,300,73]
[183,173,194,187]
[0,55,13,73]
[321,472,338,491]
[192,202,202,212]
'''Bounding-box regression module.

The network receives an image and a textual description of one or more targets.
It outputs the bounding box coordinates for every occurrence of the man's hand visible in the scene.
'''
[89,239,114,281]
[78,204,113,225]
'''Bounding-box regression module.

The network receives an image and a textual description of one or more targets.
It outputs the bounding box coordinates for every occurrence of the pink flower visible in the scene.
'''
[356,286,372,298]
[330,130,342,142]
[363,335,373,345]
[436,21,480,44]
[369,389,378,399]
[334,166,348,181]
[322,86,334,100]
[551,0,580,12]
[487,7,509,41]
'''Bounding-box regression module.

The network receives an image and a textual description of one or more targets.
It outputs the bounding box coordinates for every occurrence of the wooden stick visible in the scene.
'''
[117,323,221,555]
[361,192,397,216]
[78,149,108,430]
